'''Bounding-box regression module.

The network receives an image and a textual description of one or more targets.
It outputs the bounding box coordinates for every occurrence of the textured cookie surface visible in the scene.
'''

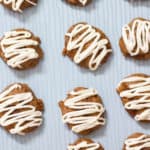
[63,23,112,71]
[123,133,150,150]
[68,138,104,150]
[0,29,43,70]
[66,0,90,6]
[119,18,150,59]
[117,73,150,122]
[59,87,106,134]
[0,0,37,12]
[0,83,44,135]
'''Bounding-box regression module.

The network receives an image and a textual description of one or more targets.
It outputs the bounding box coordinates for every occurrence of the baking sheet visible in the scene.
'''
[0,0,150,149]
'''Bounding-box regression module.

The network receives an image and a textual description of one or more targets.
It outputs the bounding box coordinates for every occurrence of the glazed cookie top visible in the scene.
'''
[63,23,112,71]
[117,73,150,122]
[120,18,150,58]
[0,29,43,70]
[68,138,104,150]
[0,0,37,12]
[123,133,150,150]
[59,87,105,134]
[0,83,44,135]
[66,0,89,6]
[78,0,88,5]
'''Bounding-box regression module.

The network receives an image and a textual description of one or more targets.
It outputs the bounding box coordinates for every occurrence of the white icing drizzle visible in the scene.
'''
[66,23,112,71]
[125,134,150,150]
[78,0,87,5]
[122,19,150,56]
[0,30,39,69]
[0,84,43,135]
[0,0,36,12]
[118,75,150,121]
[68,140,100,150]
[62,88,105,133]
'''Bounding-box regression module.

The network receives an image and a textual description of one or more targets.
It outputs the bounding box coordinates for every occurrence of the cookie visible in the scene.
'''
[68,138,104,150]
[119,18,150,59]
[66,0,90,6]
[123,133,150,150]
[63,23,112,71]
[0,0,37,13]
[0,83,44,135]
[0,28,43,70]
[117,73,150,122]
[59,87,106,135]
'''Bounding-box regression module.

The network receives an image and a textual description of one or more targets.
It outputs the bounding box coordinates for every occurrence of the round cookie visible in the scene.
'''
[59,87,106,135]
[123,133,150,150]
[119,18,150,59]
[68,138,104,150]
[0,83,44,135]
[63,22,112,71]
[66,0,90,6]
[0,0,37,13]
[0,28,43,70]
[117,73,150,122]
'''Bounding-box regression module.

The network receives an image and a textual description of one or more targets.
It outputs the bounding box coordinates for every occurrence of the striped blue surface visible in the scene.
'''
[0,0,150,149]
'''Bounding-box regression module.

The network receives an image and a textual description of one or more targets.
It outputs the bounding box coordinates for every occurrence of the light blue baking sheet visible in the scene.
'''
[0,0,150,150]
